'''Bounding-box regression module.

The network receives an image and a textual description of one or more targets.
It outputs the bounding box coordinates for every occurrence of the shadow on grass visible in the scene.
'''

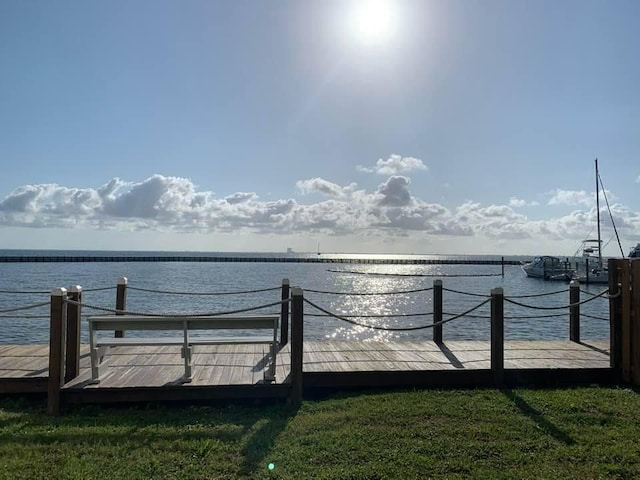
[0,397,298,453]
[238,403,298,477]
[501,389,575,445]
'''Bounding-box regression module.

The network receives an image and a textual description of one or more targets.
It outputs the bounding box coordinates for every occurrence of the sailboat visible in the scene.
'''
[573,159,609,284]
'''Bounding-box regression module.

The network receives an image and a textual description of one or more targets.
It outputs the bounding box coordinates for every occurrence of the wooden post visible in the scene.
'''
[65,286,82,383]
[490,287,504,386]
[280,279,290,346]
[433,280,443,344]
[569,280,580,343]
[48,288,67,416]
[115,277,127,338]
[501,257,505,277]
[620,260,632,383]
[631,260,640,386]
[290,287,304,408]
[609,258,623,372]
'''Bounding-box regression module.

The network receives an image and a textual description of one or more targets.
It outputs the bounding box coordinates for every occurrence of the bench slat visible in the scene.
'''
[95,336,275,347]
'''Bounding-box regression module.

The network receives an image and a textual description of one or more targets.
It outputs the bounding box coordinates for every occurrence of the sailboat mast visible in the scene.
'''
[595,158,602,267]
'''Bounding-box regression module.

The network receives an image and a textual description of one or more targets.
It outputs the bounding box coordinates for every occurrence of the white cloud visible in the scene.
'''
[509,197,539,208]
[547,189,592,207]
[357,154,427,175]
[295,178,356,198]
[1,173,639,250]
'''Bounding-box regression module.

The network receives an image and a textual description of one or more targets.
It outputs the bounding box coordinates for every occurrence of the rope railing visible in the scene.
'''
[504,288,611,310]
[580,313,610,321]
[127,285,282,296]
[0,286,115,294]
[83,286,118,292]
[441,287,490,298]
[507,289,569,298]
[0,301,50,313]
[0,289,50,294]
[63,297,289,318]
[304,286,433,296]
[301,297,491,331]
[0,314,50,319]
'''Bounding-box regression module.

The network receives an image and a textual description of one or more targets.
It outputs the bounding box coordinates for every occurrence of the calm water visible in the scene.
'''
[0,250,611,344]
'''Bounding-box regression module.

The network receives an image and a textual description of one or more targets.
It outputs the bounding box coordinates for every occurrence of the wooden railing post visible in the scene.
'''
[609,258,623,372]
[501,256,505,277]
[569,280,580,342]
[490,287,504,386]
[631,260,640,386]
[290,287,304,408]
[115,277,127,338]
[48,288,67,416]
[619,260,632,383]
[280,279,290,346]
[65,286,82,383]
[433,280,443,344]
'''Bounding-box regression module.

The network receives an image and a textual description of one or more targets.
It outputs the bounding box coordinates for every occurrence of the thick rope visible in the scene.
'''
[63,298,289,317]
[127,285,281,296]
[328,269,502,278]
[0,314,49,319]
[504,288,610,310]
[304,286,433,296]
[83,286,118,292]
[507,289,569,298]
[0,289,50,294]
[301,297,491,331]
[580,313,609,321]
[441,287,490,298]
[0,301,50,313]
[0,286,115,294]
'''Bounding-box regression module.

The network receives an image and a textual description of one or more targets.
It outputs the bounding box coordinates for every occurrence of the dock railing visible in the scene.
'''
[34,265,639,413]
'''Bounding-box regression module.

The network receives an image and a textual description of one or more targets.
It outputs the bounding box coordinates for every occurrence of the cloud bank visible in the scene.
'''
[2,172,639,248]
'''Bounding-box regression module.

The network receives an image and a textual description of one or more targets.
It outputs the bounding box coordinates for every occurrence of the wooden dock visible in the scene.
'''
[0,340,614,407]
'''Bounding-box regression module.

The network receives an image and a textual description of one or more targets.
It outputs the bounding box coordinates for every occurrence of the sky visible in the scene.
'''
[1,0,639,256]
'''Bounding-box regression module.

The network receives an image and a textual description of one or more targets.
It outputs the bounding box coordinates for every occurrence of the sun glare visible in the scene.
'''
[350,0,397,46]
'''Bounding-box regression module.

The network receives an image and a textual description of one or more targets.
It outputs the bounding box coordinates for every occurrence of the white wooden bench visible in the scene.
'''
[88,315,278,383]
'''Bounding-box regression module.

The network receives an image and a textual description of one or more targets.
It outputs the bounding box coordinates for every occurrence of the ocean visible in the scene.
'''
[0,250,611,344]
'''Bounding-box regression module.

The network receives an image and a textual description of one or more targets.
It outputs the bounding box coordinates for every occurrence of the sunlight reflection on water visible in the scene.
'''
[0,258,611,343]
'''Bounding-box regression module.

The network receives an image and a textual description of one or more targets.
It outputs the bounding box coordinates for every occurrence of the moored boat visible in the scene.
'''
[521,256,574,281]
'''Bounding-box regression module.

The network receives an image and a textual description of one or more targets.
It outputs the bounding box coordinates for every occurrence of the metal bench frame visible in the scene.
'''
[88,315,278,383]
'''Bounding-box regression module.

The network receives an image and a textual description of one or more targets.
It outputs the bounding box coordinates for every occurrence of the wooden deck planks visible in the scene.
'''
[0,340,612,392]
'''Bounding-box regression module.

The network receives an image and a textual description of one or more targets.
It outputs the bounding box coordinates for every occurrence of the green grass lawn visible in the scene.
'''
[1,387,639,479]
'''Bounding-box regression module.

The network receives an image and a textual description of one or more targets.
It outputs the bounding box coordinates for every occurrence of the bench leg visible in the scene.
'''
[264,342,277,382]
[90,346,109,383]
[181,345,193,383]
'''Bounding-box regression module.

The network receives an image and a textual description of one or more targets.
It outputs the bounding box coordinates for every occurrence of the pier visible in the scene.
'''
[0,258,638,415]
[0,254,522,265]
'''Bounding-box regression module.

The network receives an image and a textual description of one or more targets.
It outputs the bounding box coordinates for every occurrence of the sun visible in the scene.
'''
[349,0,398,46]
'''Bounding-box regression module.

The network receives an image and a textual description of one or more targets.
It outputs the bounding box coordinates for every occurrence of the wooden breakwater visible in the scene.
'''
[0,255,523,265]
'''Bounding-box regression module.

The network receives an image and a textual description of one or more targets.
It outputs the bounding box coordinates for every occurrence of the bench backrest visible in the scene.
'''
[88,315,278,332]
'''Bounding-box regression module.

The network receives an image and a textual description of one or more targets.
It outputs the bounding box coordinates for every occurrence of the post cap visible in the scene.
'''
[118,277,128,285]
[569,280,580,287]
[69,285,82,293]
[434,279,442,286]
[491,287,504,295]
[282,278,290,285]
[51,287,68,296]
[292,286,303,296]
